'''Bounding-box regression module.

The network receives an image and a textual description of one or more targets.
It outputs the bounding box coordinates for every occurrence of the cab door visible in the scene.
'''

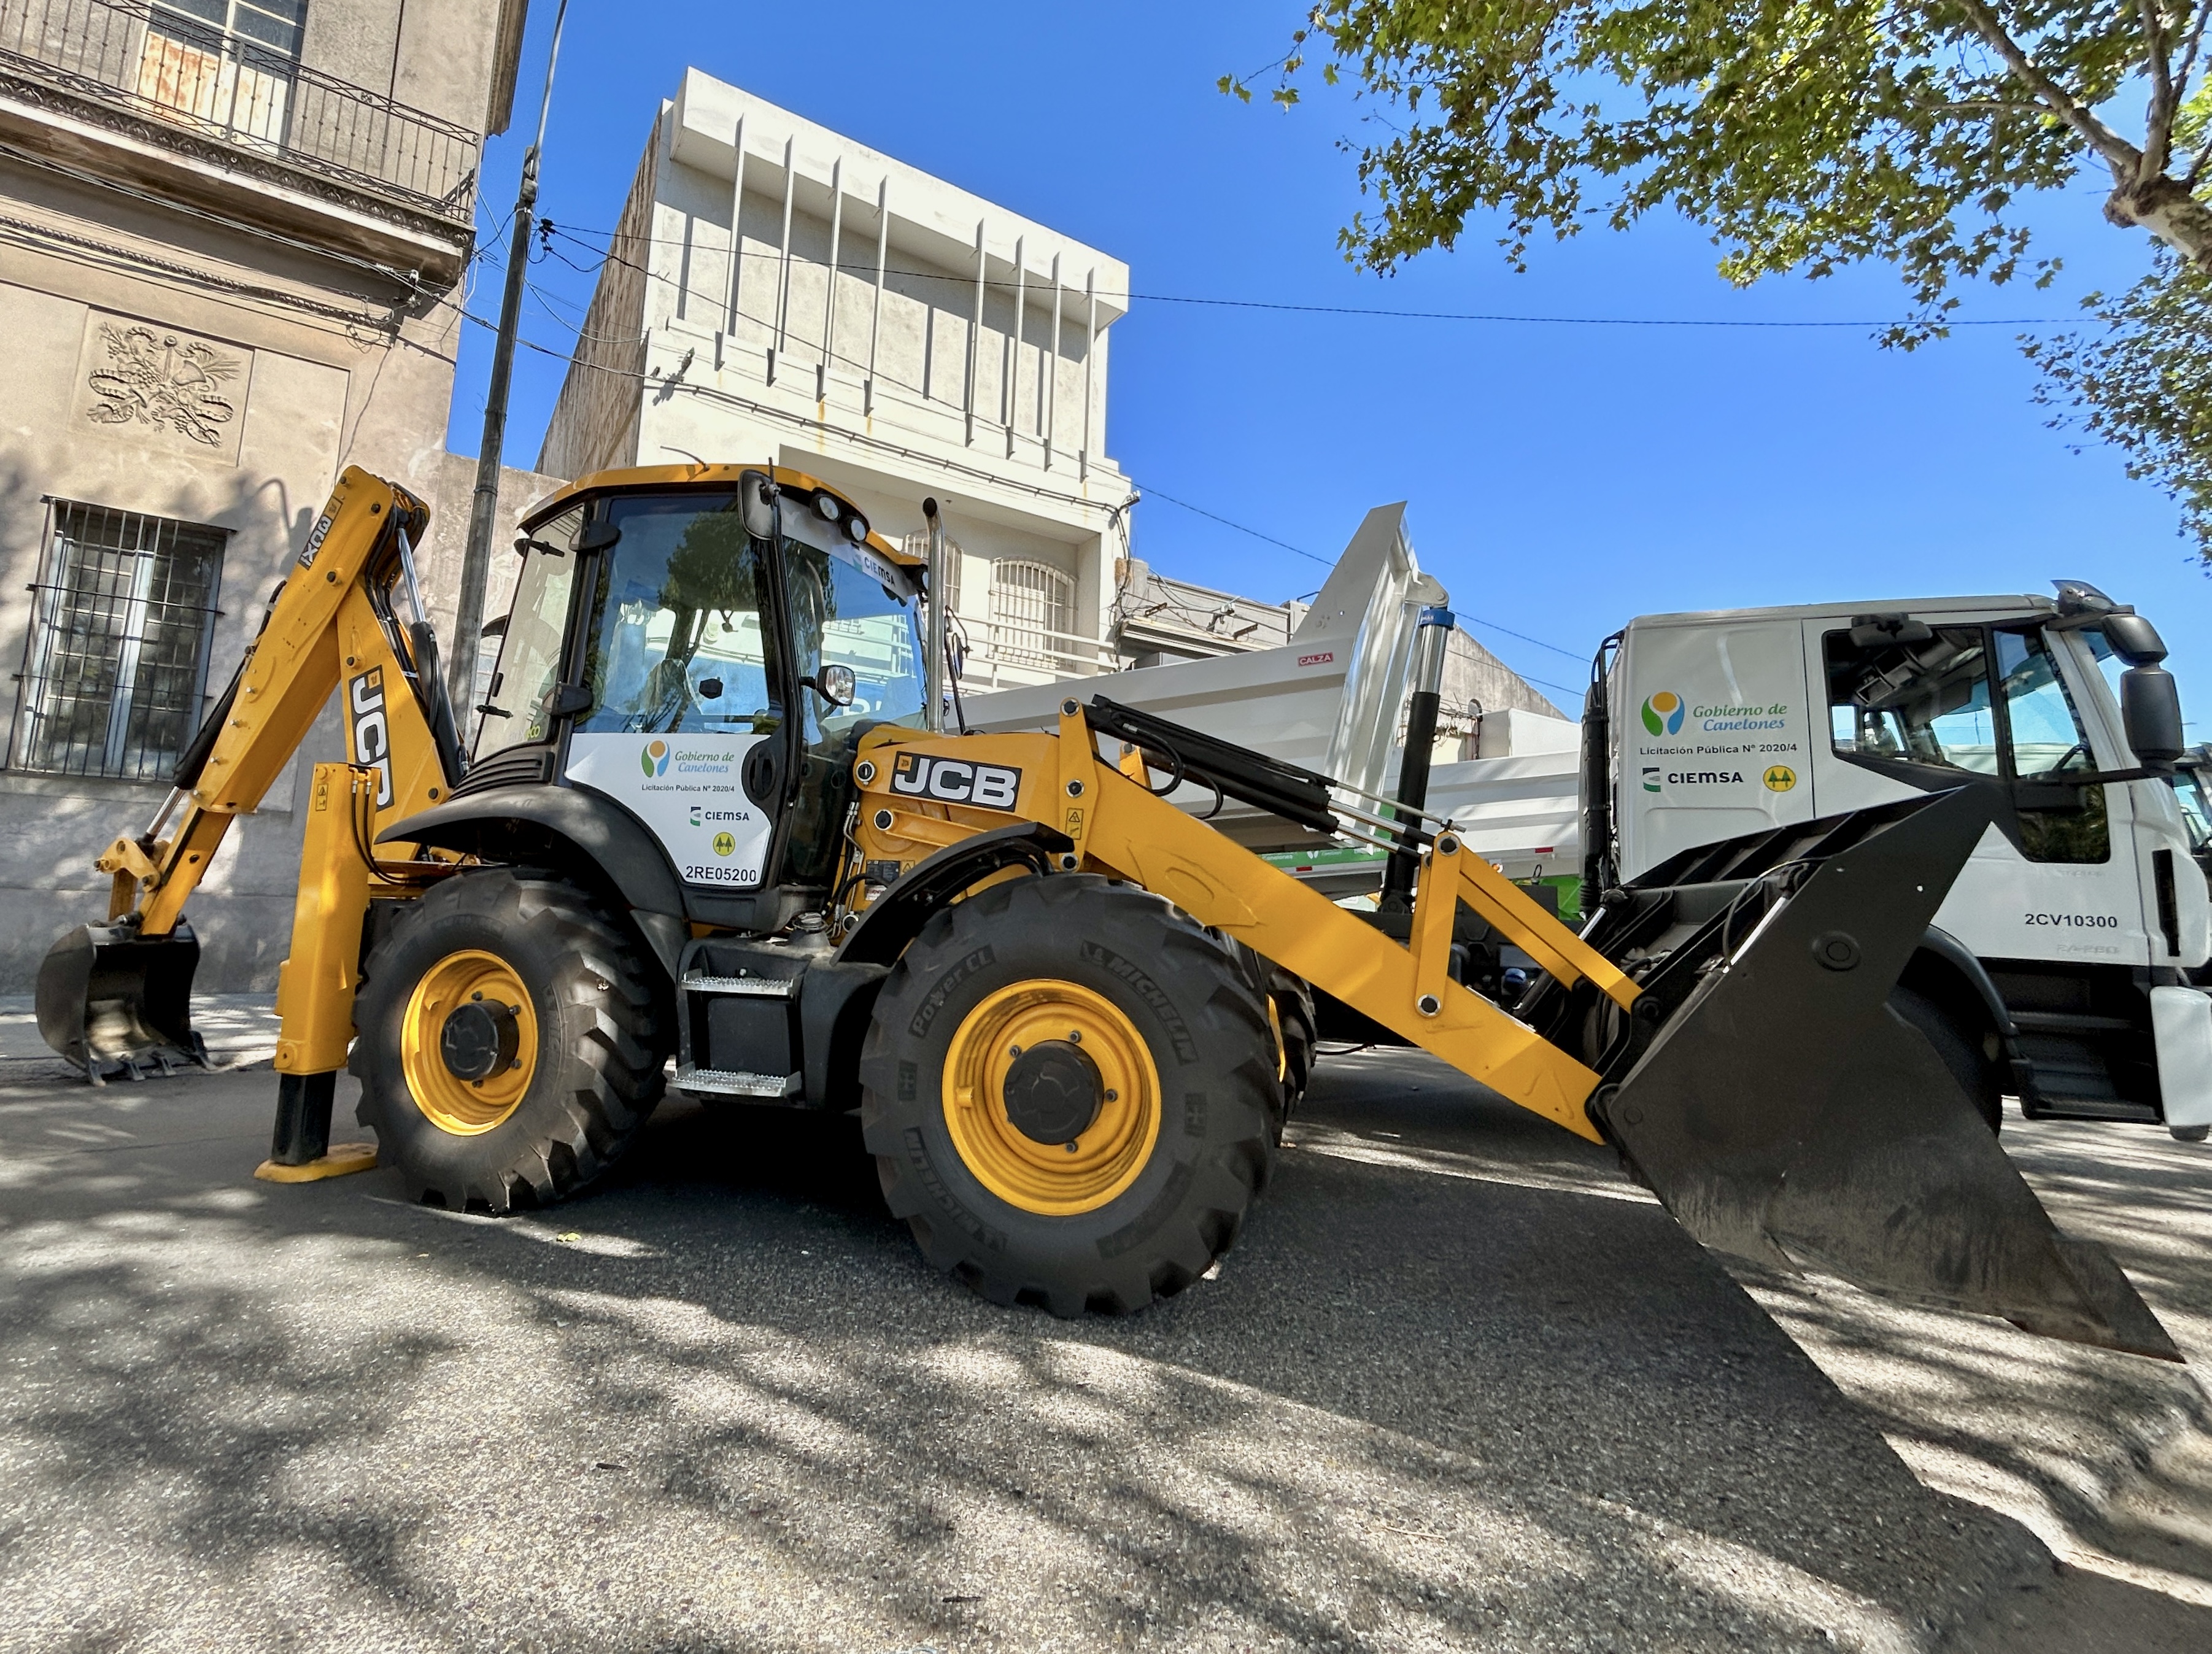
[558,495,786,892]
[1810,616,2148,967]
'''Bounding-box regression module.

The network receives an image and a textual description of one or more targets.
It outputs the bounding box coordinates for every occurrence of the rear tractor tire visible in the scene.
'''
[2172,1124,2211,1143]
[860,873,1278,1316]
[352,869,668,1212]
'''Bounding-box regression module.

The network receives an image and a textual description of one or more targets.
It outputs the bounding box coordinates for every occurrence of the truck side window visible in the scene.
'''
[1825,627,2000,775]
[1994,630,2096,780]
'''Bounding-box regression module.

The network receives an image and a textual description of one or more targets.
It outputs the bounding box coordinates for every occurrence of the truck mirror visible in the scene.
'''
[2122,664,2185,771]
[2100,611,2168,665]
[808,664,857,708]
[575,520,622,555]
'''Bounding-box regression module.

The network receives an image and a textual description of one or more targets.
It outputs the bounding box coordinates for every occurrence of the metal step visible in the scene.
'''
[675,1064,802,1098]
[679,973,797,998]
[2022,1096,2161,1124]
[2011,1010,2136,1034]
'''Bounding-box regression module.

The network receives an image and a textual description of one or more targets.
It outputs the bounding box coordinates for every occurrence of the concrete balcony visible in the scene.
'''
[0,0,479,289]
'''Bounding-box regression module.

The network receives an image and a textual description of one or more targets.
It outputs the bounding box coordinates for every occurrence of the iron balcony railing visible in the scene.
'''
[0,0,478,223]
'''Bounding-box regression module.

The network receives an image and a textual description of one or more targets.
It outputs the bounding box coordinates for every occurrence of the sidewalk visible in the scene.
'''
[0,994,280,1082]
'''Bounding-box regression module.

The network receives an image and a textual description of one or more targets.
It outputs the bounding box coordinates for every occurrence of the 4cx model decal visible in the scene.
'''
[888,751,1022,810]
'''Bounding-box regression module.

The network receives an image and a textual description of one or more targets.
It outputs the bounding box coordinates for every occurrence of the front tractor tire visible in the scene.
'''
[352,870,668,1212]
[861,874,1278,1316]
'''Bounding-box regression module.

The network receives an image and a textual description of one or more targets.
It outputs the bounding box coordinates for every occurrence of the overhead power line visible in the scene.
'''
[541,222,2069,331]
[468,311,1595,701]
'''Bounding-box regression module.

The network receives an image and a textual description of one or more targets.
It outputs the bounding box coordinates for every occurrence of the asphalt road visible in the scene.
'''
[2,1047,2208,1652]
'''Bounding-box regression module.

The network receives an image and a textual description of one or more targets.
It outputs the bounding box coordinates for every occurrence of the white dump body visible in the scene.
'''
[959,504,1445,850]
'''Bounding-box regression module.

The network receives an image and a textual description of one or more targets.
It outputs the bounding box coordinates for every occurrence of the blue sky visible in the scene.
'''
[448,1,2206,723]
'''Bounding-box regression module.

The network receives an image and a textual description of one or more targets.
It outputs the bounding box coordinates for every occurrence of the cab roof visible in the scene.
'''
[1625,592,2059,629]
[520,463,920,567]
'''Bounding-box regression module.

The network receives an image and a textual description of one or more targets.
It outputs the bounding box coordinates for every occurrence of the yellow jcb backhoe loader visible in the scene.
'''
[37,464,2179,1358]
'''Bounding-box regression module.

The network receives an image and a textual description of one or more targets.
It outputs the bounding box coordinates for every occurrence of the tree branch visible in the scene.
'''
[2143,0,2178,179]
[1947,0,2146,182]
[2176,0,2211,99]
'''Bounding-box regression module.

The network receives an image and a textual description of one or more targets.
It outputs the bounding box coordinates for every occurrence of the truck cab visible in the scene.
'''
[1594,583,2212,1139]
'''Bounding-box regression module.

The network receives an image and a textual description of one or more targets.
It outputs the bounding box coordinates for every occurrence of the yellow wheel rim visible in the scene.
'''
[941,978,1161,1216]
[400,949,538,1135]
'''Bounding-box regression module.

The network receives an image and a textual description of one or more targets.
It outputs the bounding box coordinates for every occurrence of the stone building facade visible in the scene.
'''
[536,69,1137,700]
[0,0,530,990]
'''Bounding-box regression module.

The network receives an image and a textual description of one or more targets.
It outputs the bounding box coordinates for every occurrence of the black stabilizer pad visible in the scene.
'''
[36,921,208,1082]
[1598,789,2179,1362]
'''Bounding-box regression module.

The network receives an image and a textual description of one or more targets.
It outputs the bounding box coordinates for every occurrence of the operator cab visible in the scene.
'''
[468,465,929,920]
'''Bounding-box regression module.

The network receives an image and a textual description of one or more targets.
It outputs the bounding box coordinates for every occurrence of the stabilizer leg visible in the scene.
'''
[255,1070,376,1183]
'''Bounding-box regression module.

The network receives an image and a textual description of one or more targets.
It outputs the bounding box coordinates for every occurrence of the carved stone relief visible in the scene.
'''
[71,311,253,463]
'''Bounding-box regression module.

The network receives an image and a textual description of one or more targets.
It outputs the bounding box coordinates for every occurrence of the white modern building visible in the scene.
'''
[538,69,1136,695]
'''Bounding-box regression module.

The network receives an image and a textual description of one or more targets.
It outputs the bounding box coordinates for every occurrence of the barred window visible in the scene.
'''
[10,501,226,781]
[989,558,1075,669]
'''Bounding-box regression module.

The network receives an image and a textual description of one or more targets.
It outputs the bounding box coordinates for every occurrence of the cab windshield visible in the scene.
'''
[570,493,927,739]
[576,495,781,736]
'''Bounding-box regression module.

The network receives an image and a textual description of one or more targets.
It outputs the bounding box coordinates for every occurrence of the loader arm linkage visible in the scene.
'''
[853,698,2179,1361]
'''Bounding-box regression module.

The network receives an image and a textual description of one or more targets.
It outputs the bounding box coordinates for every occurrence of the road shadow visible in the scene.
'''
[0,1055,2087,1652]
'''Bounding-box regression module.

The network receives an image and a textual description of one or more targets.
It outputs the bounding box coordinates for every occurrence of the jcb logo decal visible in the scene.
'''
[888,751,1021,810]
[348,667,393,808]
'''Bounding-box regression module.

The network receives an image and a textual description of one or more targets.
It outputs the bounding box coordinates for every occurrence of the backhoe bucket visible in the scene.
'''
[1590,789,2178,1361]
[36,920,208,1083]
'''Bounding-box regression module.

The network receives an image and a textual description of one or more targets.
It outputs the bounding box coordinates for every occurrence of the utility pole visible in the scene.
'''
[449,0,570,714]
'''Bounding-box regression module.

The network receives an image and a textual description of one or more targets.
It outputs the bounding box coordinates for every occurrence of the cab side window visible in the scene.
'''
[1822,624,2107,864]
[1826,626,1999,775]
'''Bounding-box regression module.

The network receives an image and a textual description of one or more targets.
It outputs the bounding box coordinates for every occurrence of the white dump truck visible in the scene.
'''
[1585,580,2209,1140]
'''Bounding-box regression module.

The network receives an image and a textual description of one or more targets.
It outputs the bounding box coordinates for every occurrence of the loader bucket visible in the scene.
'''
[36,920,208,1083]
[1590,789,2178,1361]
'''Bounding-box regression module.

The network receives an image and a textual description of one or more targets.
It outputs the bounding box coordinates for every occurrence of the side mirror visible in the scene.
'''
[806,664,856,708]
[2101,611,2168,665]
[2122,664,2184,773]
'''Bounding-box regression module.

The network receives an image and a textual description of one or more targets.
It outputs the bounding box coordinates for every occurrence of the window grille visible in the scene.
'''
[989,558,1075,670]
[11,501,226,781]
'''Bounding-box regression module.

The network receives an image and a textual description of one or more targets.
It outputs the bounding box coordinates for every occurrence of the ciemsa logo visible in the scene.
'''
[1640,691,1685,736]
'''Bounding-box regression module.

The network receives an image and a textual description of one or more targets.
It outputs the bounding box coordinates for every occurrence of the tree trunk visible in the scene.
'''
[2106,175,2212,269]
